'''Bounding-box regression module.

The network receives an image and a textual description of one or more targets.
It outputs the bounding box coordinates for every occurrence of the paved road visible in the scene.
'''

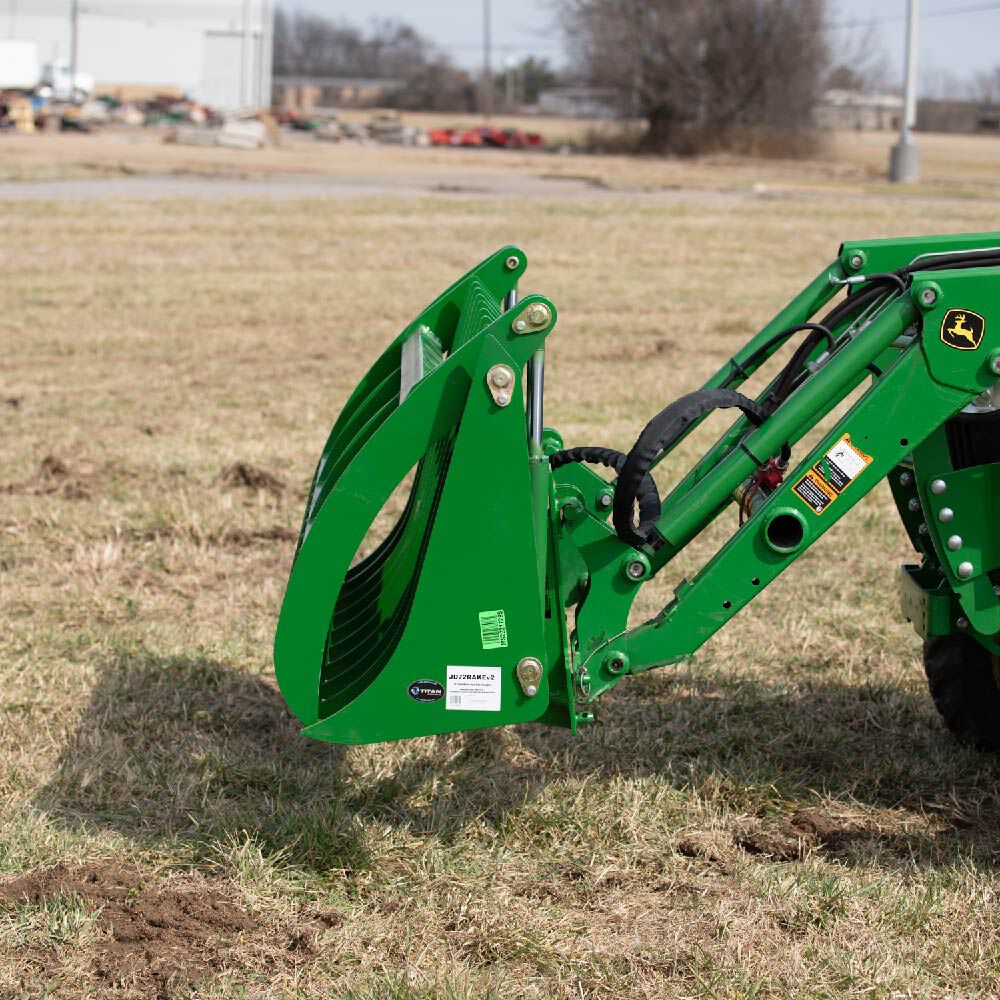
[0,169,743,202]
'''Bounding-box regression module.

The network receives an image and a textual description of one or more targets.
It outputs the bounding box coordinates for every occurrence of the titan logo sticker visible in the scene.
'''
[407,679,444,703]
[940,309,985,351]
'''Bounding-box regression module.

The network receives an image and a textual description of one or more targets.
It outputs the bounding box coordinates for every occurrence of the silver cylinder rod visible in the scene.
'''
[528,349,544,449]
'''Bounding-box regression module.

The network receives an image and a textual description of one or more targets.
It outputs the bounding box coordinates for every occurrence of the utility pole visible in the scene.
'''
[889,0,920,182]
[69,0,79,101]
[240,0,252,107]
[482,0,493,122]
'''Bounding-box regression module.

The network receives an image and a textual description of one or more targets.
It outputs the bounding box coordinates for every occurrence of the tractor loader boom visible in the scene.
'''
[275,233,1000,749]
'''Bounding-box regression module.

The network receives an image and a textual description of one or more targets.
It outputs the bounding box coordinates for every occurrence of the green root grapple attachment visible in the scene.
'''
[275,234,1000,750]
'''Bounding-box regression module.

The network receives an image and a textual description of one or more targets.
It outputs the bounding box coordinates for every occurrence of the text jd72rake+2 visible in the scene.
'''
[275,232,1000,750]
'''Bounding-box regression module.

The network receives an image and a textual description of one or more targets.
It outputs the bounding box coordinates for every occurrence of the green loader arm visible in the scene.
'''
[274,233,1000,748]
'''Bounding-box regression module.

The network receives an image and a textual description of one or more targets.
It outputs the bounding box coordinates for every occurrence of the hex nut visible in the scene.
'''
[516,656,543,697]
[625,560,646,580]
[527,304,551,327]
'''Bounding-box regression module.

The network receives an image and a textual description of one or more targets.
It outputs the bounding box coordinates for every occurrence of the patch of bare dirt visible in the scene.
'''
[2,454,97,500]
[736,808,867,861]
[219,462,285,497]
[0,862,257,997]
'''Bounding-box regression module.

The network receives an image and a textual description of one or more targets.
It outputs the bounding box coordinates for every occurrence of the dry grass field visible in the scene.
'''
[2,129,1000,999]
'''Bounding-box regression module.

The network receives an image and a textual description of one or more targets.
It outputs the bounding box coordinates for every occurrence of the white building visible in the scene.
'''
[3,0,273,108]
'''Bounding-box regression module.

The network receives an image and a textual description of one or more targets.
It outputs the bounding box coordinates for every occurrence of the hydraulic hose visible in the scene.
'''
[549,446,662,531]
[612,389,768,548]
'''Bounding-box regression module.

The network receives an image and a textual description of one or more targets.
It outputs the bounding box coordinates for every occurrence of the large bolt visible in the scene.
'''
[849,253,864,270]
[958,561,975,579]
[515,656,543,697]
[626,560,646,580]
[490,368,512,388]
[947,535,963,551]
[527,303,551,327]
[930,479,946,495]
[604,651,628,675]
[939,507,954,523]
[919,287,938,307]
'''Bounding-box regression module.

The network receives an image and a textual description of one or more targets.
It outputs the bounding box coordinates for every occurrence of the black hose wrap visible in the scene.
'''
[549,446,662,532]
[612,389,768,548]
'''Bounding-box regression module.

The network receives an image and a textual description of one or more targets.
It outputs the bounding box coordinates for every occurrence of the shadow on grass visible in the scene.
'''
[40,651,1000,872]
[37,652,367,872]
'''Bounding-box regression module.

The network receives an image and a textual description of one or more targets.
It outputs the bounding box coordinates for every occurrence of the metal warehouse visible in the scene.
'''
[3,0,273,108]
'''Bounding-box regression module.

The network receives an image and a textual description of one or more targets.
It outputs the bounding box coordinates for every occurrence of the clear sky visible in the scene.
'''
[292,0,1000,90]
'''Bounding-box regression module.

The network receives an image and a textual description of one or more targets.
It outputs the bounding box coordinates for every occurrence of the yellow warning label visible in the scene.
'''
[793,434,873,516]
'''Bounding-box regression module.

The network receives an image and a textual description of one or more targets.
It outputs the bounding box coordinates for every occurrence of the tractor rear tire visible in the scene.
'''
[923,634,1000,751]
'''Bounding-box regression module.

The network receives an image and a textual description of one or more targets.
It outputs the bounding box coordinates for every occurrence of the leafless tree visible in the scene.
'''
[826,21,892,94]
[273,8,474,111]
[274,10,444,81]
[968,66,1000,105]
[556,0,827,155]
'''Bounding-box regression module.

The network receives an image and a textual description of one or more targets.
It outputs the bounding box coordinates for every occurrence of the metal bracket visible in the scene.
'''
[511,303,552,335]
[486,364,515,407]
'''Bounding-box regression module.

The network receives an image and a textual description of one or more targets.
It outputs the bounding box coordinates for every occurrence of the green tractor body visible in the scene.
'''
[274,236,1000,749]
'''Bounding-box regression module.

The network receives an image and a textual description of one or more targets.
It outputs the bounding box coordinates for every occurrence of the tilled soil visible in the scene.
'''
[1,862,259,997]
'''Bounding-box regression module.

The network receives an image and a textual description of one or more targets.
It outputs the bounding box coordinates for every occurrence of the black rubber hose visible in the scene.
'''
[549,446,662,531]
[613,389,768,548]
[905,250,1000,273]
[723,323,835,389]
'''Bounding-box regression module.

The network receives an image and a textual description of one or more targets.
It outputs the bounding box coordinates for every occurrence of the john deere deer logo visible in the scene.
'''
[940,309,985,351]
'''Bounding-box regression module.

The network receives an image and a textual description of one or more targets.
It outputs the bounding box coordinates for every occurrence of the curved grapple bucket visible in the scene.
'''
[274,248,573,744]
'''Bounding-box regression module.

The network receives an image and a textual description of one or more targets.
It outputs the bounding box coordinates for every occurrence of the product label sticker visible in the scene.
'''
[446,666,501,711]
[793,434,873,515]
[792,470,836,514]
[478,609,508,650]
